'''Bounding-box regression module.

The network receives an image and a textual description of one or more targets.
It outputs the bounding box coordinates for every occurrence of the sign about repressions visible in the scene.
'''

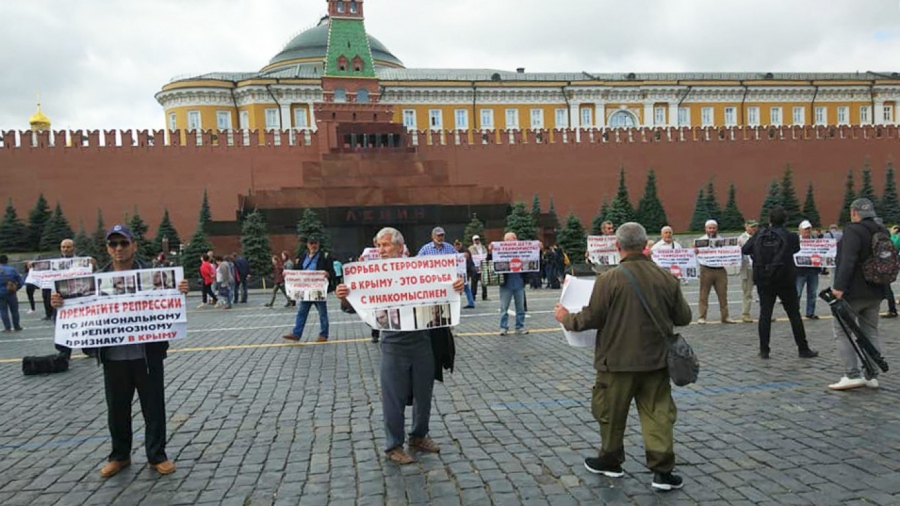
[794,238,837,268]
[26,257,94,289]
[284,270,329,301]
[651,248,699,280]
[693,237,741,268]
[342,255,460,331]
[559,275,596,348]
[490,240,541,274]
[587,235,620,266]
[53,268,187,349]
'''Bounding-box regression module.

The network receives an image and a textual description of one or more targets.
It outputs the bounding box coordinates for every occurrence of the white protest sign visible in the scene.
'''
[490,240,541,274]
[693,237,741,268]
[359,247,381,262]
[26,257,94,289]
[794,238,837,268]
[651,249,699,280]
[284,270,329,301]
[559,275,596,348]
[456,253,468,284]
[472,252,487,272]
[54,267,187,349]
[587,235,620,266]
[343,255,460,331]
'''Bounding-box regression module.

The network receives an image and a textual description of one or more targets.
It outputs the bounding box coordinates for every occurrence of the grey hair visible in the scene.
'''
[375,227,405,246]
[615,222,648,252]
[660,225,673,234]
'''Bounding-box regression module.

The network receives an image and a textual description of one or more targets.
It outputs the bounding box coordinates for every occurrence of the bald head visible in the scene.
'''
[60,239,75,257]
[503,232,518,241]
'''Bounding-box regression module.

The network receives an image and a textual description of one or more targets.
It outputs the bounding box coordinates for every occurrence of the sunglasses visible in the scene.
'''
[107,240,132,248]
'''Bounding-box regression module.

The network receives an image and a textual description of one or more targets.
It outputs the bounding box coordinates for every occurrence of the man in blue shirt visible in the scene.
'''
[0,255,25,332]
[417,227,457,256]
[494,232,528,335]
[283,237,335,343]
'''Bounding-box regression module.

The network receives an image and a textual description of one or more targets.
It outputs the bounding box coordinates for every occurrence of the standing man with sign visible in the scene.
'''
[493,232,529,335]
[283,237,335,343]
[737,220,759,323]
[336,227,464,464]
[468,235,488,301]
[795,220,821,319]
[695,220,735,324]
[51,224,189,478]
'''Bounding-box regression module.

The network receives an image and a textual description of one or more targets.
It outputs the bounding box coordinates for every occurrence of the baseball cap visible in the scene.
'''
[106,224,134,240]
[850,198,877,219]
[799,220,812,229]
[745,219,759,227]
[472,235,480,240]
[432,227,445,235]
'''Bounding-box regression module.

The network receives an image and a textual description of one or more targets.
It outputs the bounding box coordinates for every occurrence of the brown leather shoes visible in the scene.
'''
[316,335,328,343]
[409,436,441,453]
[282,334,300,342]
[151,460,176,475]
[385,448,414,465]
[99,459,130,478]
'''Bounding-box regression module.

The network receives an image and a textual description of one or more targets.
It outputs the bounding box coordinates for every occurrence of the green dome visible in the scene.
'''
[268,17,403,68]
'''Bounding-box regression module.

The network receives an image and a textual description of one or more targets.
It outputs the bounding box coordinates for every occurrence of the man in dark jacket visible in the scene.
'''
[827,198,887,390]
[232,253,251,304]
[51,224,189,478]
[555,222,692,492]
[741,207,819,360]
[282,237,335,343]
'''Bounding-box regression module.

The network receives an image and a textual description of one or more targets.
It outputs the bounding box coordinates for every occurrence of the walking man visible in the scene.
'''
[336,227,464,464]
[827,198,888,390]
[0,255,24,332]
[233,252,251,304]
[283,237,335,343]
[695,220,735,324]
[554,222,692,491]
[737,220,759,323]
[795,220,821,319]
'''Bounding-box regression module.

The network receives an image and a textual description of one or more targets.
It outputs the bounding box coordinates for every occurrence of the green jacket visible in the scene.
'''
[563,255,692,373]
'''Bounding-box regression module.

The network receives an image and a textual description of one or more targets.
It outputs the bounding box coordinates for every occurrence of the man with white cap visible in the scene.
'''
[468,235,489,301]
[795,220,820,319]
[417,226,457,256]
[695,219,735,324]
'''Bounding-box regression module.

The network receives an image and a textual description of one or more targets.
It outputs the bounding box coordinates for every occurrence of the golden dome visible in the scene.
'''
[29,103,51,130]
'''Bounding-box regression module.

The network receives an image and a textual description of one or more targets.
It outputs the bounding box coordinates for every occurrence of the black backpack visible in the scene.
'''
[753,227,789,286]
[857,222,900,285]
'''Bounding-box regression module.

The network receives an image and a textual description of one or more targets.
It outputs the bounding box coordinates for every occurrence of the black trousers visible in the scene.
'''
[470,273,488,300]
[103,357,168,464]
[26,284,37,311]
[41,288,53,318]
[757,283,811,354]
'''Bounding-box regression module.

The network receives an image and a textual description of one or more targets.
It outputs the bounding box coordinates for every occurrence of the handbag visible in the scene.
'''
[620,265,699,386]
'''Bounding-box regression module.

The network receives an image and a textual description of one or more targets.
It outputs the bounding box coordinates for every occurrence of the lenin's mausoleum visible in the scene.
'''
[3,0,900,256]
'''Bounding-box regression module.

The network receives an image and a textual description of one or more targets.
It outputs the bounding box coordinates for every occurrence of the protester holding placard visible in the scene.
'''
[417,226,457,256]
[650,226,682,252]
[283,237,335,343]
[336,227,465,465]
[737,220,759,323]
[51,224,189,478]
[694,220,736,324]
[468,235,488,300]
[492,232,531,335]
[795,221,821,319]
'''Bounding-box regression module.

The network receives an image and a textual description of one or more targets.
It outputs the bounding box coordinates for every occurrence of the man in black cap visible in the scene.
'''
[52,224,189,478]
[282,236,335,343]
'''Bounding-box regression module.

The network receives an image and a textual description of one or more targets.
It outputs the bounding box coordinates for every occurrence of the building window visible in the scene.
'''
[814,106,826,126]
[356,89,369,103]
[792,106,805,126]
[837,106,849,125]
[555,108,568,129]
[530,109,544,129]
[337,1,344,12]
[770,107,782,126]
[505,108,519,129]
[860,106,870,124]
[580,108,592,127]
[724,107,737,126]
[701,107,713,127]
[187,110,201,131]
[609,111,636,128]
[216,111,232,131]
[677,107,690,127]
[294,108,308,128]
[350,1,357,13]
[454,109,468,130]
[402,109,416,130]
[334,88,346,102]
[168,113,177,131]
[265,108,280,130]
[747,106,760,126]
[480,109,494,129]
[654,107,666,126]
[239,111,249,129]
[884,105,894,124]
[429,109,443,130]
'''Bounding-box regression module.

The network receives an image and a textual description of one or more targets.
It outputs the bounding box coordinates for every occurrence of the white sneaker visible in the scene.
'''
[196,303,206,309]
[827,376,867,391]
[26,309,35,314]
[866,378,879,389]
[697,318,707,324]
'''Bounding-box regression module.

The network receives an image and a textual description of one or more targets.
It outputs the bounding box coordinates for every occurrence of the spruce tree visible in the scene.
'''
[199,188,212,233]
[607,165,636,225]
[240,211,272,278]
[296,208,331,256]
[838,170,856,226]
[556,212,586,264]
[74,223,95,258]
[462,215,485,247]
[759,180,783,224]
[27,193,51,251]
[881,162,900,224]
[703,179,721,221]
[92,209,110,267]
[127,208,154,262]
[858,163,879,213]
[39,203,74,251]
[0,199,29,252]
[183,227,213,278]
[591,198,611,235]
[688,188,707,232]
[635,169,668,232]
[801,182,822,228]
[505,201,538,240]
[531,193,541,220]
[779,165,802,227]
[151,209,182,255]
[720,184,745,231]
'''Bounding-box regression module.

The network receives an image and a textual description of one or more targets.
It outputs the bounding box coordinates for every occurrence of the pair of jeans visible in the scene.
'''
[233,279,247,303]
[832,298,882,379]
[292,301,329,338]
[499,286,525,330]
[795,270,819,316]
[218,285,232,308]
[0,292,21,330]
[463,285,475,307]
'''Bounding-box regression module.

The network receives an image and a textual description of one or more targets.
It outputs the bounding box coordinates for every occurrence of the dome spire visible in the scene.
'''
[29,93,51,131]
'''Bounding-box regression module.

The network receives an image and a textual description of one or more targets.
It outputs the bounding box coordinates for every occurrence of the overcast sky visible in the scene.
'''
[2,0,898,131]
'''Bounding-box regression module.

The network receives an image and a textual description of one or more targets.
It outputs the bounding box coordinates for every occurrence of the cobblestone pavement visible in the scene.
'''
[0,278,898,506]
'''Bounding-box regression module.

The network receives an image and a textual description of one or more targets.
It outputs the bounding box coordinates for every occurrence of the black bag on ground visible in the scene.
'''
[22,353,70,376]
